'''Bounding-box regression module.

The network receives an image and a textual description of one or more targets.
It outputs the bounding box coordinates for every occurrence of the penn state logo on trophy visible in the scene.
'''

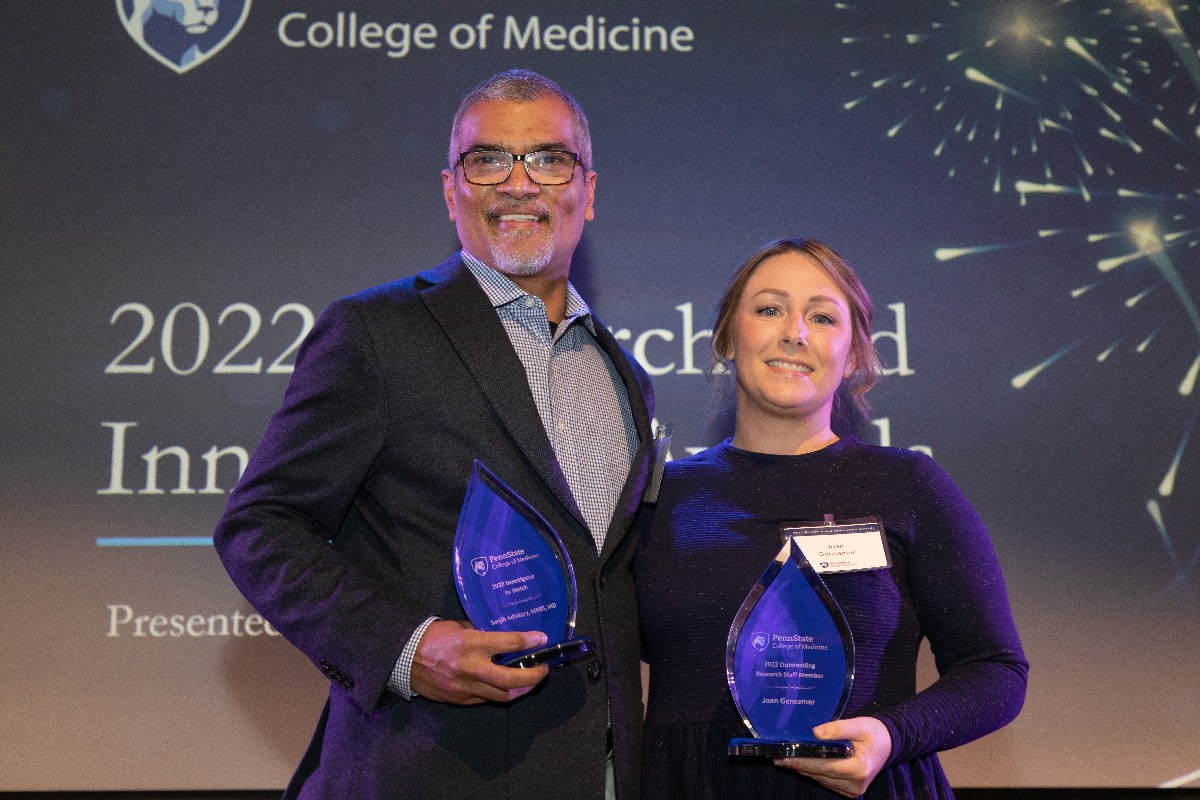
[751,632,770,653]
[471,558,489,577]
[117,0,251,74]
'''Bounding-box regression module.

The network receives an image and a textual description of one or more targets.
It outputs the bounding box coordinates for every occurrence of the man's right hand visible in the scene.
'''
[410,620,551,704]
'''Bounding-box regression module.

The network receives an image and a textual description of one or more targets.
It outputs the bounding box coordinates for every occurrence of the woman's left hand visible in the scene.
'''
[774,716,893,798]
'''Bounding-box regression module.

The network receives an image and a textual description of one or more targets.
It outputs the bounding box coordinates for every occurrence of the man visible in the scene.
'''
[214,70,654,799]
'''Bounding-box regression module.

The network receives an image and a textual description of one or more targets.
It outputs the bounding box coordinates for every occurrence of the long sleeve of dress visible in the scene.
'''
[872,454,1028,763]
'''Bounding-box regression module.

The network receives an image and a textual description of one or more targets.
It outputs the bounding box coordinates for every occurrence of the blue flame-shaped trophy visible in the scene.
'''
[453,460,595,669]
[727,536,856,758]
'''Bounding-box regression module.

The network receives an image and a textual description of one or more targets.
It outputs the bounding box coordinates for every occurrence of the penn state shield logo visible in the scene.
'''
[118,0,251,74]
[751,632,770,652]
[472,558,489,577]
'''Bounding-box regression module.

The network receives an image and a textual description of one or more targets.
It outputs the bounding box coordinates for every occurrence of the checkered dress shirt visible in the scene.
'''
[462,251,638,545]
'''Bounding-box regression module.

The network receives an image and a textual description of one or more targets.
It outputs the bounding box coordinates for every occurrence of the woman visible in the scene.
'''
[637,239,1027,799]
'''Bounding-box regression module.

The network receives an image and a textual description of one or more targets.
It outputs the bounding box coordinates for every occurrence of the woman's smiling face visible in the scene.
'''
[725,251,855,432]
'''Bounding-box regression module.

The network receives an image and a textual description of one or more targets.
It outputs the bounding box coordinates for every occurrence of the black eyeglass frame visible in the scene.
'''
[454,149,587,186]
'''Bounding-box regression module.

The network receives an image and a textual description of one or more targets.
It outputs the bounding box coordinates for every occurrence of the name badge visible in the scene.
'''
[782,517,891,574]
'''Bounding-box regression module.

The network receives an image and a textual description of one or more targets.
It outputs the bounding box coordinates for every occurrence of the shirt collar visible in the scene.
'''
[461,249,594,333]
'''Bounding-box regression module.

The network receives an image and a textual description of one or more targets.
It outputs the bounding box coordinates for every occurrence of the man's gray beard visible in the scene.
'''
[491,235,555,277]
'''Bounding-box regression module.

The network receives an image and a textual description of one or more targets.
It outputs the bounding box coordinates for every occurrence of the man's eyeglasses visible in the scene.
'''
[455,149,585,186]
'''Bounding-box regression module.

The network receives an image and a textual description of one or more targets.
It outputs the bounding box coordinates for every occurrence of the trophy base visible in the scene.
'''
[729,737,854,759]
[496,636,595,669]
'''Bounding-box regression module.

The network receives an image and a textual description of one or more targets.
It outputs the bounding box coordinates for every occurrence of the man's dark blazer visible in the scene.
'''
[214,254,655,799]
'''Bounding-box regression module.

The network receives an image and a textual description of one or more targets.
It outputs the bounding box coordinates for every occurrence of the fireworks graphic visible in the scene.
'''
[839,0,1200,621]
[839,0,1200,195]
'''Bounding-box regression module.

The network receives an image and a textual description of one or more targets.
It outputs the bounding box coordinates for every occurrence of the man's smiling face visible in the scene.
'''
[442,96,596,284]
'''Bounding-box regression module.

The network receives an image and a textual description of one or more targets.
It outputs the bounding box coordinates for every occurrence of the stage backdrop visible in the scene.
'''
[2,0,1197,791]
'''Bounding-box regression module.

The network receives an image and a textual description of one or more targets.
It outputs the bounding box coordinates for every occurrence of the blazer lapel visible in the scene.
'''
[417,256,587,529]
[591,317,655,561]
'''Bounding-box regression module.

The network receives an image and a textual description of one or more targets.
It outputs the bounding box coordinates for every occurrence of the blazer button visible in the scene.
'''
[587,660,605,681]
